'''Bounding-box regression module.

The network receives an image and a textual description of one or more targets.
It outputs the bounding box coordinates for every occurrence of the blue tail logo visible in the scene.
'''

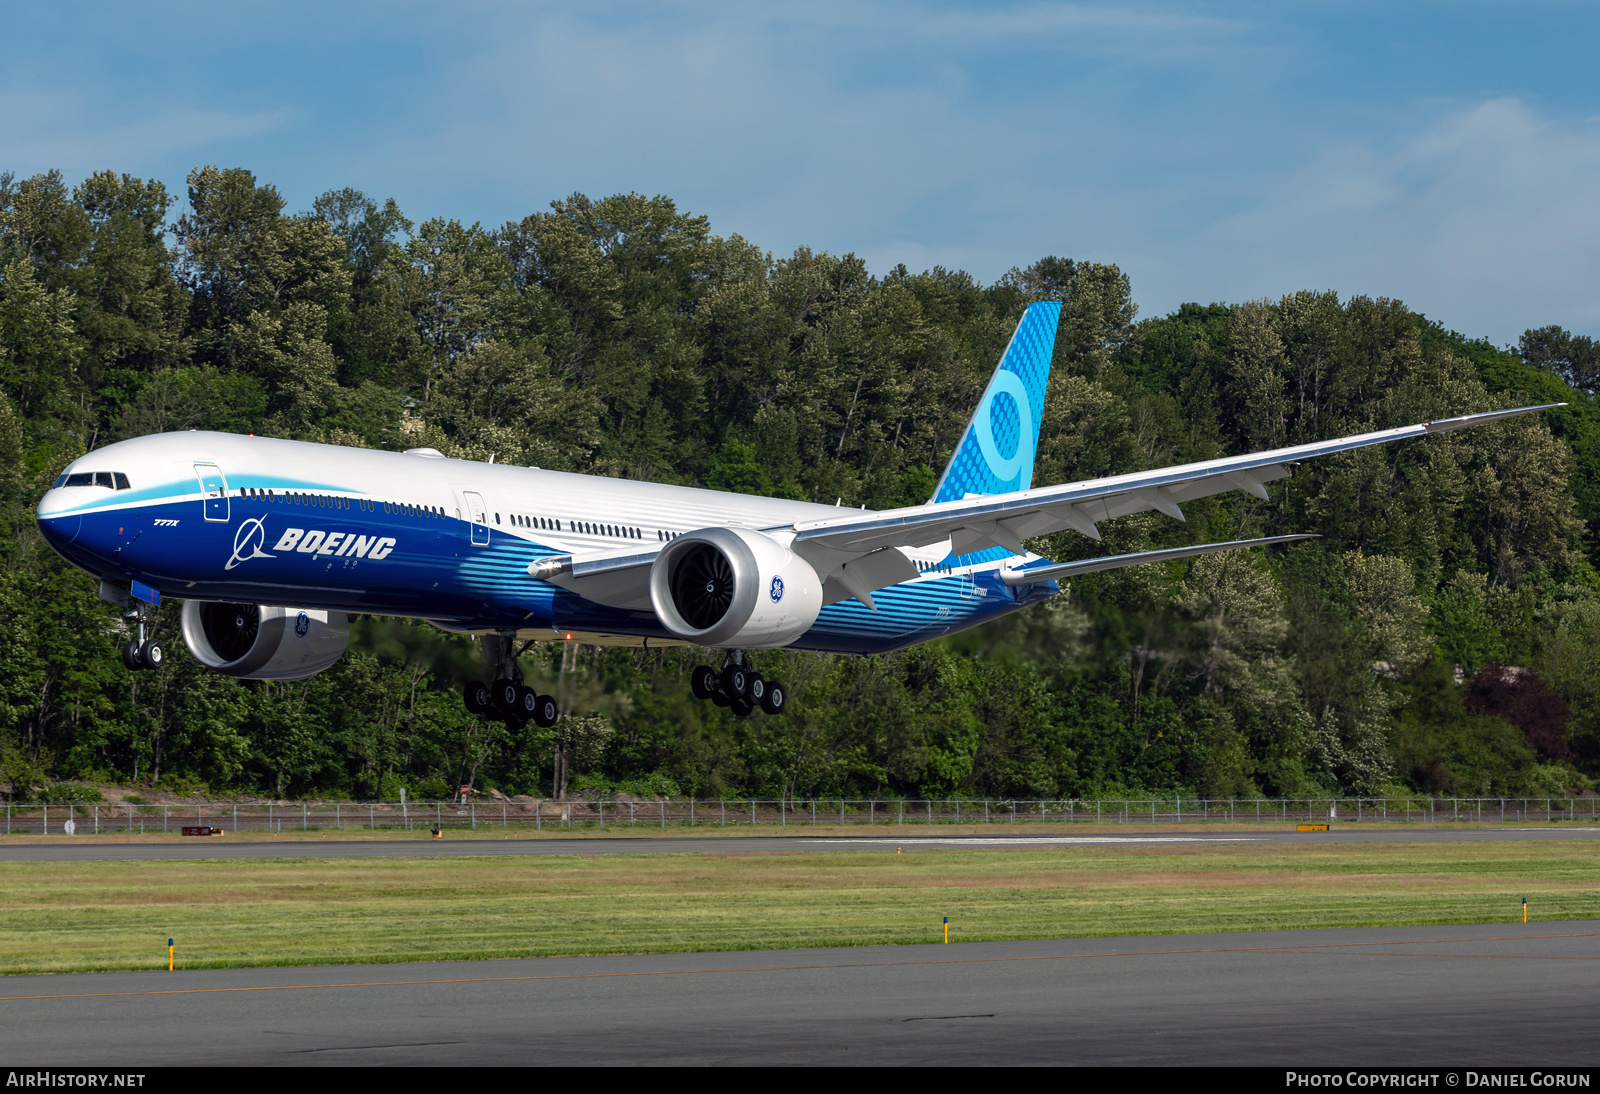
[930,301,1060,504]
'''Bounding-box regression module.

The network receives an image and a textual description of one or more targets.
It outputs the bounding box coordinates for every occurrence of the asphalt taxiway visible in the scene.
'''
[4,921,1597,1065]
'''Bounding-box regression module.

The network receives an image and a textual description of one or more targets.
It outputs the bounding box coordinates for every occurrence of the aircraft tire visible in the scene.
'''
[464,681,491,714]
[712,688,730,708]
[721,663,749,698]
[761,680,786,716]
[731,695,755,718]
[140,639,164,670]
[122,639,144,671]
[690,665,717,700]
[748,673,766,705]
[515,684,541,720]
[492,679,521,717]
[532,693,559,727]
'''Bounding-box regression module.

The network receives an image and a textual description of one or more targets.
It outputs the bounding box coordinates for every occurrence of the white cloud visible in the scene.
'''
[0,93,290,180]
[1135,99,1600,342]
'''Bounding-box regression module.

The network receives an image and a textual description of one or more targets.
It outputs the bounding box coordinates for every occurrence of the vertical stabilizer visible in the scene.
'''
[929,301,1060,505]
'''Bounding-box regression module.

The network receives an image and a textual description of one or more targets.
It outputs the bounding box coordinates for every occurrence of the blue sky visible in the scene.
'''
[4,2,1598,344]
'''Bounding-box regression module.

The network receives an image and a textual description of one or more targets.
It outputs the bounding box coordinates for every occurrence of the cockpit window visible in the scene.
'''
[58,471,131,489]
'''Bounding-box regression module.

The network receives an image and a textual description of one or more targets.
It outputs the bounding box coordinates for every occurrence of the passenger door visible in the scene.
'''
[194,463,229,522]
[462,490,490,545]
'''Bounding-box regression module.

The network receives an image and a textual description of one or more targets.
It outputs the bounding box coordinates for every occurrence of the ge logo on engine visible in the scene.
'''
[770,576,784,602]
[294,611,310,638]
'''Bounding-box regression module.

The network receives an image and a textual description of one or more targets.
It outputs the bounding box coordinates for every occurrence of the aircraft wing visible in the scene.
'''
[784,405,1562,568]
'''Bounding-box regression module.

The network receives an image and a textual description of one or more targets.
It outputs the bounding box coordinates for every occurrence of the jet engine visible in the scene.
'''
[180,600,350,680]
[648,527,823,647]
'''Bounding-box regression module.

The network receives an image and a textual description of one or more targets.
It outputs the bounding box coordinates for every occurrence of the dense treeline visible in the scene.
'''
[2,165,1599,803]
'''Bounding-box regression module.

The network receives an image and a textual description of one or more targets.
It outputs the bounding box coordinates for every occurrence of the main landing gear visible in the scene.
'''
[691,651,786,718]
[120,603,164,672]
[465,635,558,728]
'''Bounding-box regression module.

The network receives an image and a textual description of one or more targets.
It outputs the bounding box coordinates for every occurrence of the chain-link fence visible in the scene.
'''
[2,796,1597,835]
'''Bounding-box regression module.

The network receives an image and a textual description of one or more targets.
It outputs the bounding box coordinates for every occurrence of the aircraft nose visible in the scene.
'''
[36,511,81,545]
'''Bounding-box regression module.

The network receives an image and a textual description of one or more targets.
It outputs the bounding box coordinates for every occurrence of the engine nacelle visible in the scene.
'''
[649,527,823,648]
[180,600,350,681]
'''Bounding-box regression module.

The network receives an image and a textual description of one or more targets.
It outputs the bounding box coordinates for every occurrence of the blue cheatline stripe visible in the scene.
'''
[931,301,1061,505]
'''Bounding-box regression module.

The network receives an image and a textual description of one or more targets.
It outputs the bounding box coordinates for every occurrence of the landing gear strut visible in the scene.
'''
[120,603,164,671]
[466,635,560,727]
[691,651,786,717]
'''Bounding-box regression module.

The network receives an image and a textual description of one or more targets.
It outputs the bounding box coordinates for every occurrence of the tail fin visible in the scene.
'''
[929,301,1061,504]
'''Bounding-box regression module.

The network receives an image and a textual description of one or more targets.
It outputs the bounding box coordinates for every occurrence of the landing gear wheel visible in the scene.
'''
[761,679,787,716]
[721,663,749,698]
[712,688,730,708]
[464,681,491,714]
[532,693,560,727]
[492,679,521,717]
[139,639,164,670]
[731,695,755,718]
[515,685,540,720]
[122,639,144,670]
[747,674,766,706]
[691,665,717,700]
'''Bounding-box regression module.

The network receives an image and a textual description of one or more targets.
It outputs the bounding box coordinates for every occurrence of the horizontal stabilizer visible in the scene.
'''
[998,534,1316,587]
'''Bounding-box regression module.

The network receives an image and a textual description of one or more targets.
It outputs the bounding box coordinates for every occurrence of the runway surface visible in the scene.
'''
[5,921,1598,1065]
[2,825,1599,862]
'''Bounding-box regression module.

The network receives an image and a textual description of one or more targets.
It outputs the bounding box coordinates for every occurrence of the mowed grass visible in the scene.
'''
[3,840,1599,974]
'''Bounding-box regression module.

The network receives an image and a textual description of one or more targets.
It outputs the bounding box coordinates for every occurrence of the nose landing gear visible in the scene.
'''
[691,652,787,717]
[120,604,163,671]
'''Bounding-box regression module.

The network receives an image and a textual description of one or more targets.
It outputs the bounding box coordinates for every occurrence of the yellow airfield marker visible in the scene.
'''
[166,938,173,972]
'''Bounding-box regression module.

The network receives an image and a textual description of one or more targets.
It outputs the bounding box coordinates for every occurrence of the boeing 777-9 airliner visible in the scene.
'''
[34,302,1560,727]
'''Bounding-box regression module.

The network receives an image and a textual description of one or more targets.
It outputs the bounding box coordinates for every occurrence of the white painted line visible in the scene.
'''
[800,836,1262,846]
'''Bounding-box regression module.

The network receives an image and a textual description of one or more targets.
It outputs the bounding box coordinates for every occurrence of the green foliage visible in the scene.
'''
[0,164,1596,800]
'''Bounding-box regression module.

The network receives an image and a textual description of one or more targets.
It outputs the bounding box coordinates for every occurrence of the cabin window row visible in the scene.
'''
[244,487,443,518]
[509,514,650,541]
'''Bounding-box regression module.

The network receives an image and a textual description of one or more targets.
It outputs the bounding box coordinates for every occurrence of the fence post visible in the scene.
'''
[927,800,932,825]
[163,805,167,833]
[870,799,875,826]
[370,803,374,830]
[752,799,756,826]
[900,800,904,826]
[721,800,725,828]
[661,799,665,829]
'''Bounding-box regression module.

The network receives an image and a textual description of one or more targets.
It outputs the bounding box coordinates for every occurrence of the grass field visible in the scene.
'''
[3,837,1598,975]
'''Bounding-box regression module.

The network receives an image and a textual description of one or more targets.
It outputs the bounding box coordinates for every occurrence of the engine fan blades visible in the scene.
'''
[200,602,261,662]
[671,543,736,630]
